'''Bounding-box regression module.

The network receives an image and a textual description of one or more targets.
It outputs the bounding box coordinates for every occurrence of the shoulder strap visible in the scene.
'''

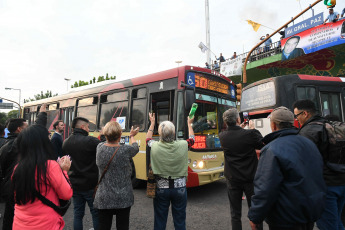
[95,147,120,188]
[34,190,60,211]
[34,167,72,210]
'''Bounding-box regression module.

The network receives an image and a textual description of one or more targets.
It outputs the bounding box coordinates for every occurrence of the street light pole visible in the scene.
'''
[64,78,71,91]
[5,87,21,118]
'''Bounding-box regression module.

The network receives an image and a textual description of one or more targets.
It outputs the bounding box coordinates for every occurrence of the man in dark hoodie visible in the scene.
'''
[62,117,100,230]
[248,106,326,230]
[293,99,345,230]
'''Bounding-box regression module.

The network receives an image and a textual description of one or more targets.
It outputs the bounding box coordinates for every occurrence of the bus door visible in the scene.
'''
[60,107,74,139]
[149,90,175,130]
[147,90,175,174]
[319,90,344,121]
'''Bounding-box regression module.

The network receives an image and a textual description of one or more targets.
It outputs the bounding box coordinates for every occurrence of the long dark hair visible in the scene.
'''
[12,124,55,205]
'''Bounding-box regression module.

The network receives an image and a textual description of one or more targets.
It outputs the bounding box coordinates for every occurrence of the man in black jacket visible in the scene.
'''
[50,120,64,158]
[62,117,100,230]
[219,108,263,230]
[0,106,47,230]
[0,123,6,148]
[248,107,326,230]
[293,99,345,230]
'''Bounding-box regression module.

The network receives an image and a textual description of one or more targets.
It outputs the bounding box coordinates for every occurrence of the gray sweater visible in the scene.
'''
[93,142,139,209]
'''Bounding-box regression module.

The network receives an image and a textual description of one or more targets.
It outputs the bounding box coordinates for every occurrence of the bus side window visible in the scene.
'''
[149,91,174,133]
[99,91,129,130]
[296,86,319,111]
[131,88,147,131]
[76,97,98,131]
[46,103,59,131]
[320,92,342,119]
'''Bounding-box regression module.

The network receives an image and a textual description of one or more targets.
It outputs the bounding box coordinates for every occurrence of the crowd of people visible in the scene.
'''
[0,98,344,230]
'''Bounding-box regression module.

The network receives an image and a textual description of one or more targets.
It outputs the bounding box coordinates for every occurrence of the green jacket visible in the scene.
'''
[151,140,188,179]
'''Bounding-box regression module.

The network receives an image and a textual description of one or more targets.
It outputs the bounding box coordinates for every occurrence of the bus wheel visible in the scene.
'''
[130,159,142,188]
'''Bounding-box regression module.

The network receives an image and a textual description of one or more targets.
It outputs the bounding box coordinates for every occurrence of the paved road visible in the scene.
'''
[0,179,318,229]
[0,179,269,230]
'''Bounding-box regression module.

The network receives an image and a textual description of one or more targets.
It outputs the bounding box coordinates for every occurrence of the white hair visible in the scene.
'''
[158,121,175,142]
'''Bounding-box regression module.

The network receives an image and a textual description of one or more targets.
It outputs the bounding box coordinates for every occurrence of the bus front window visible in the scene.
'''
[191,94,235,149]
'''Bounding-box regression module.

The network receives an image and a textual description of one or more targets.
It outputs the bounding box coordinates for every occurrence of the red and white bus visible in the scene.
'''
[240,74,345,136]
[23,66,237,187]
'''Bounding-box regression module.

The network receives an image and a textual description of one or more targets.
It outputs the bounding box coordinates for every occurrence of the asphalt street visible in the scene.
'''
[0,179,318,229]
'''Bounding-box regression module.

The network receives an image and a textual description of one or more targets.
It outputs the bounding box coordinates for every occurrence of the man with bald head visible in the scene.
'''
[62,117,100,230]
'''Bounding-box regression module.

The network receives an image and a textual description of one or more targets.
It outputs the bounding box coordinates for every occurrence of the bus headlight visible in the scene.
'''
[193,160,197,168]
[198,161,205,169]
[188,159,191,164]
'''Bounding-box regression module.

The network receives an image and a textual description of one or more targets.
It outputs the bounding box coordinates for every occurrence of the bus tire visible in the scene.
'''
[130,159,142,189]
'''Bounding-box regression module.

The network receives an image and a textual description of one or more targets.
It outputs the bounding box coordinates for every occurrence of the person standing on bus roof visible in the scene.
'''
[219,108,264,230]
[62,117,100,230]
[248,107,326,230]
[0,104,47,230]
[293,99,345,230]
[51,120,64,158]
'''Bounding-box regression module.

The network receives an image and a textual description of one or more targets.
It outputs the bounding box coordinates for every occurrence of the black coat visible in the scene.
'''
[0,137,6,149]
[299,115,345,185]
[62,128,100,191]
[219,126,263,182]
[248,128,326,227]
[0,112,47,198]
[51,132,63,158]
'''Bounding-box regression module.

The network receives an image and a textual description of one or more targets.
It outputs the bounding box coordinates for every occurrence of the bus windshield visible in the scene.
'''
[192,93,235,150]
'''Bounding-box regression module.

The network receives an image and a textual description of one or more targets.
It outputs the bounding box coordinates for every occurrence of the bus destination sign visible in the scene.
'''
[241,81,276,111]
[186,72,229,94]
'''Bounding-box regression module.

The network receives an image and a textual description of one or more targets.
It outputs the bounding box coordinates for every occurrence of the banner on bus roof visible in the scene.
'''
[281,19,345,61]
[220,57,242,77]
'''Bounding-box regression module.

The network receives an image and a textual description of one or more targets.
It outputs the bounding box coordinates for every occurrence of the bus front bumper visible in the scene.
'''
[186,166,225,188]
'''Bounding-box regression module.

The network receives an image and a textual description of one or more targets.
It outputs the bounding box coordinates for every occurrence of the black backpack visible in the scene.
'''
[313,121,345,172]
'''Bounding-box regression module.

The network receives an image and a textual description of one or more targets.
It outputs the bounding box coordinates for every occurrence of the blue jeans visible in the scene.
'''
[73,190,99,230]
[316,185,345,230]
[153,186,187,230]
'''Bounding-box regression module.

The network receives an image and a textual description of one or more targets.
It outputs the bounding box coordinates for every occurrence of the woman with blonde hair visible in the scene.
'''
[93,121,139,230]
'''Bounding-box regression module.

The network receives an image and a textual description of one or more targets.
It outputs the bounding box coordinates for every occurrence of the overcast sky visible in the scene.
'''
[0,0,334,110]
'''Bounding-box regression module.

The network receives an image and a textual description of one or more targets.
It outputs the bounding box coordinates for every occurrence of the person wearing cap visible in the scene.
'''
[324,8,340,24]
[248,106,327,230]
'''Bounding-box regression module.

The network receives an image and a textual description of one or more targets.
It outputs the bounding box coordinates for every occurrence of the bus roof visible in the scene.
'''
[243,74,345,91]
[24,65,231,107]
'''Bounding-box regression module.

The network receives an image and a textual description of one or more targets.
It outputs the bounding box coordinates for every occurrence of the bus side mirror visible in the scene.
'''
[184,88,196,111]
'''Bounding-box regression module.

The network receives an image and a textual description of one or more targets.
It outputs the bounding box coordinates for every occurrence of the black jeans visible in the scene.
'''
[227,180,262,230]
[269,222,314,230]
[2,194,14,230]
[98,207,131,230]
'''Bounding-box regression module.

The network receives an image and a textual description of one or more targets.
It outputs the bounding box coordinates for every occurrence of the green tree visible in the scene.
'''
[7,110,19,119]
[24,90,58,102]
[0,112,7,124]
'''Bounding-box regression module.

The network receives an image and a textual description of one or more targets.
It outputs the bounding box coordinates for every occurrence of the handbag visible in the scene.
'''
[93,147,120,198]
[35,169,72,216]
[146,164,156,198]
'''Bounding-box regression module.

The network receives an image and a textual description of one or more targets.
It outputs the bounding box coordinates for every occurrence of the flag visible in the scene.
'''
[198,42,208,53]
[246,20,261,32]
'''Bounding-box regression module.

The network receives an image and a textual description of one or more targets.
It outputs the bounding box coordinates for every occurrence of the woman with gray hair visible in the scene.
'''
[146,113,195,230]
